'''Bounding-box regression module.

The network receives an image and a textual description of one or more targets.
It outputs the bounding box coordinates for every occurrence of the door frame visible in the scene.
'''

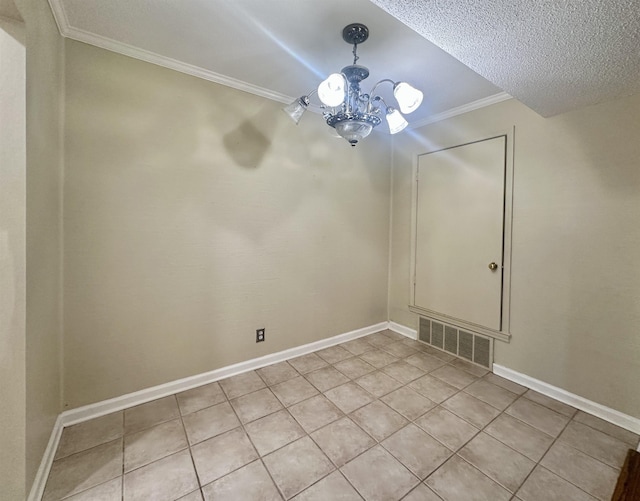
[408,127,515,342]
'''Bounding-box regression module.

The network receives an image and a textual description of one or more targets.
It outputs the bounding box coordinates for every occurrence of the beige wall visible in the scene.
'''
[63,40,391,408]
[0,14,27,500]
[1,0,64,495]
[390,95,640,418]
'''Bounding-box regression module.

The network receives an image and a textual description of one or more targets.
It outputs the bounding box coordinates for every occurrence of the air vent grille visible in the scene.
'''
[418,317,493,369]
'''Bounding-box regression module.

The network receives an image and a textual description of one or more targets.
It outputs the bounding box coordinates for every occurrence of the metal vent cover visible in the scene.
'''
[418,317,493,369]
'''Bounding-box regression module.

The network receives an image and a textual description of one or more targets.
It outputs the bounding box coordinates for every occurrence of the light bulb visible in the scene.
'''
[386,108,408,134]
[318,73,346,107]
[393,82,423,114]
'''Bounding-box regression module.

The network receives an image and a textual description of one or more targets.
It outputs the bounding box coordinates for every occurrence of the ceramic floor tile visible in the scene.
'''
[316,345,353,364]
[123,449,198,501]
[558,420,630,468]
[191,428,259,486]
[381,341,419,359]
[176,382,226,416]
[288,394,344,433]
[230,387,283,424]
[420,346,455,362]
[219,371,266,400]
[408,375,458,403]
[573,411,640,446]
[292,471,361,501]
[463,379,518,411]
[201,460,282,501]
[311,417,375,467]
[404,353,447,373]
[257,361,300,386]
[270,376,319,407]
[334,357,376,379]
[426,455,511,501]
[263,436,335,499]
[506,398,570,437]
[381,360,426,385]
[177,490,204,501]
[441,392,500,429]
[288,353,328,374]
[401,483,442,501]
[359,349,399,368]
[381,330,406,342]
[430,365,478,389]
[341,445,419,501]
[381,386,436,421]
[124,396,180,435]
[355,371,403,398]
[244,409,306,456]
[523,390,577,417]
[516,465,597,501]
[458,432,535,492]
[350,400,408,442]
[415,407,479,451]
[62,477,122,501]
[124,418,188,472]
[382,424,452,479]
[448,358,489,377]
[55,411,123,460]
[482,373,527,395]
[182,401,240,445]
[43,438,123,501]
[484,413,554,462]
[305,366,350,392]
[341,338,376,356]
[540,441,619,500]
[324,382,375,414]
[366,332,397,347]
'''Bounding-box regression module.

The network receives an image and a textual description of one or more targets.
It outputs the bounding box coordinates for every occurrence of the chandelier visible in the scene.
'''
[283,23,423,146]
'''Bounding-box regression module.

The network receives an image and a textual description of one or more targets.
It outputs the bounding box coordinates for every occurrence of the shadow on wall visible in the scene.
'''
[223,118,271,168]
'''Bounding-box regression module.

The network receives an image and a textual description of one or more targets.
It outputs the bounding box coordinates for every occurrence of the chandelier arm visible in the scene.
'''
[366,79,397,113]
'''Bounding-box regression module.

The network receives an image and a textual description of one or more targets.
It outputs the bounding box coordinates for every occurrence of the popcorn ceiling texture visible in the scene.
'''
[369,0,640,116]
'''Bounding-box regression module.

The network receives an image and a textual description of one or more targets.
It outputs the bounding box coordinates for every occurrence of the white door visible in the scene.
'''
[414,136,506,330]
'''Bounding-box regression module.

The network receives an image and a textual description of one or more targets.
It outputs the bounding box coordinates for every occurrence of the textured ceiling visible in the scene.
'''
[49,0,505,128]
[370,0,640,116]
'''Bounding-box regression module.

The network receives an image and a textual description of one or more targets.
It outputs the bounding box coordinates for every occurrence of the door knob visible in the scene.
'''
[488,262,499,271]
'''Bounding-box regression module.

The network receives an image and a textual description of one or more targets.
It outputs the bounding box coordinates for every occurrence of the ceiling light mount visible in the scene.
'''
[283,23,423,146]
[342,23,369,46]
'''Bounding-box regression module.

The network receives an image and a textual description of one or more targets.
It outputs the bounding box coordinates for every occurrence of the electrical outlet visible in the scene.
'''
[256,328,265,343]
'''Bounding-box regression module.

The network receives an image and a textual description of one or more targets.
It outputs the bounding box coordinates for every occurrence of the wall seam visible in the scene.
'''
[386,136,395,322]
[58,36,66,412]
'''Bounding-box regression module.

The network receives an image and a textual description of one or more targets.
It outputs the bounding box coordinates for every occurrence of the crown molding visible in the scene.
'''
[47,0,510,128]
[47,0,295,105]
[408,91,512,130]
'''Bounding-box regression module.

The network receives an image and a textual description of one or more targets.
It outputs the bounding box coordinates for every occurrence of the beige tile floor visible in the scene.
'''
[43,330,640,501]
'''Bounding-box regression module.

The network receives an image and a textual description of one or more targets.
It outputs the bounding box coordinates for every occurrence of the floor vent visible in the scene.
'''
[418,316,493,369]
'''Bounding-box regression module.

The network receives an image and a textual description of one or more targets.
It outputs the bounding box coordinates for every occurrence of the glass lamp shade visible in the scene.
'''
[318,73,346,107]
[386,108,408,134]
[393,82,423,114]
[282,97,309,124]
[334,120,374,146]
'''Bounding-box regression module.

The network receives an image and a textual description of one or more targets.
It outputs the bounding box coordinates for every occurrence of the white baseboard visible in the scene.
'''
[493,364,640,437]
[61,321,388,427]
[27,414,64,501]
[29,321,388,499]
[387,321,418,340]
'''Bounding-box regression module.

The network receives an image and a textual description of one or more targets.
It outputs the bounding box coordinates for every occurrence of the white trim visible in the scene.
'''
[60,322,387,426]
[28,321,387,499]
[387,321,417,340]
[409,92,512,130]
[493,364,640,436]
[27,415,64,501]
